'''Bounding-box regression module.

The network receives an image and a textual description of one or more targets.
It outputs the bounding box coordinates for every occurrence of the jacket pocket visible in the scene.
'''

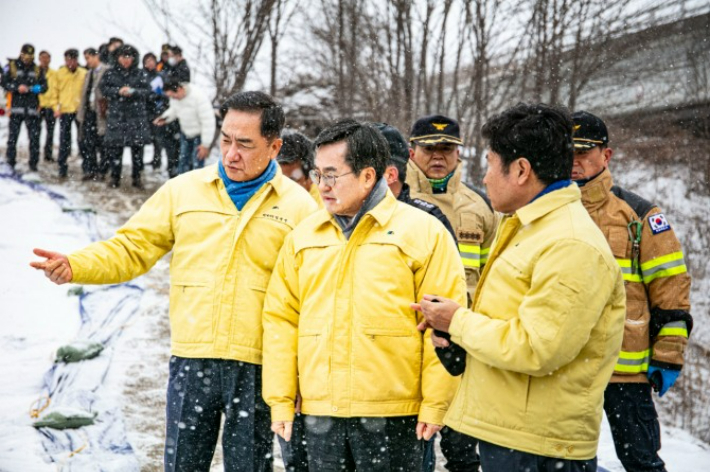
[169,280,214,343]
[298,323,329,401]
[353,327,420,402]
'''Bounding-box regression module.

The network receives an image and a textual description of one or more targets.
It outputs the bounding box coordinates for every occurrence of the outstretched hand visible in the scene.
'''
[30,248,73,285]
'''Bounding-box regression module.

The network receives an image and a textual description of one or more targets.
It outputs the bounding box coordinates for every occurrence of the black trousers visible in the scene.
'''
[164,357,273,472]
[277,412,309,472]
[304,415,424,471]
[58,113,80,176]
[105,145,144,180]
[40,107,56,160]
[478,439,597,472]
[605,383,666,472]
[79,110,103,176]
[6,110,40,169]
[438,426,480,471]
[156,121,180,177]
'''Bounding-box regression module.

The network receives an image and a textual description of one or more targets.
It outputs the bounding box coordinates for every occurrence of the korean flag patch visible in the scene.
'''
[648,213,671,235]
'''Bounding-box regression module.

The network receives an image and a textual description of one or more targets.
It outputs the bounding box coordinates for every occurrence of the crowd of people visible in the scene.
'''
[26,58,692,472]
[1,39,215,189]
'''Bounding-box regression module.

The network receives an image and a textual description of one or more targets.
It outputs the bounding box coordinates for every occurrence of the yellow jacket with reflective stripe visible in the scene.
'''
[263,191,466,425]
[579,169,691,382]
[68,164,317,363]
[51,66,87,114]
[445,184,626,460]
[38,68,57,109]
[406,161,498,303]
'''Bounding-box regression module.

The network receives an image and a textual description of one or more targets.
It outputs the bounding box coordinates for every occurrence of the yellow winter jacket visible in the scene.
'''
[51,66,87,114]
[38,68,57,109]
[68,164,317,363]
[406,161,498,303]
[445,184,626,460]
[263,191,466,425]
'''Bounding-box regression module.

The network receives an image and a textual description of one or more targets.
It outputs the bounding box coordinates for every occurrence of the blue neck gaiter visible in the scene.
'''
[528,179,572,204]
[218,159,277,211]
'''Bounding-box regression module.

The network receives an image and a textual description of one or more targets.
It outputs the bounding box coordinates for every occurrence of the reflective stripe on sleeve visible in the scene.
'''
[459,243,481,269]
[616,259,642,283]
[480,247,490,266]
[641,252,687,283]
[658,321,688,338]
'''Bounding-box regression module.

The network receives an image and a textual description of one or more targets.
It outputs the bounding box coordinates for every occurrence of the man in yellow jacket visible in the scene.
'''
[30,91,317,472]
[37,50,57,162]
[263,120,466,471]
[52,49,87,178]
[413,103,626,470]
[572,111,692,471]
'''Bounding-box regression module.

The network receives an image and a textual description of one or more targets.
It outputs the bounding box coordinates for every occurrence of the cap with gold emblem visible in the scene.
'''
[572,111,609,150]
[409,114,463,146]
[21,43,35,57]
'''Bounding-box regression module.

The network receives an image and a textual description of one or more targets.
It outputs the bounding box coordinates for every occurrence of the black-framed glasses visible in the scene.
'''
[309,169,354,187]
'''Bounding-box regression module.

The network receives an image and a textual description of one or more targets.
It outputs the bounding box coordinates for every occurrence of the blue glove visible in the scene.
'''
[155,86,163,96]
[30,84,42,94]
[648,366,680,397]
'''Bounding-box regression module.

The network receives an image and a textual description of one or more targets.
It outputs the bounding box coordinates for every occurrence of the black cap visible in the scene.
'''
[21,44,35,56]
[373,123,409,165]
[409,114,463,146]
[161,43,171,53]
[572,111,609,150]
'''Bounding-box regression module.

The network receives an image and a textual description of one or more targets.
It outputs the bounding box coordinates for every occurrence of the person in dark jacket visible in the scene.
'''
[166,45,190,82]
[145,51,180,177]
[2,44,47,171]
[375,122,481,472]
[142,53,165,167]
[99,44,151,188]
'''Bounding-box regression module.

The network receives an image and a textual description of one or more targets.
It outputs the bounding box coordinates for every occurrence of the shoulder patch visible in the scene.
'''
[610,186,655,218]
[648,213,671,235]
[462,181,493,212]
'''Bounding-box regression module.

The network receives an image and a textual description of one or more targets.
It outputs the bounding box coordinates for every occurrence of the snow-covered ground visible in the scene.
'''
[0,130,709,470]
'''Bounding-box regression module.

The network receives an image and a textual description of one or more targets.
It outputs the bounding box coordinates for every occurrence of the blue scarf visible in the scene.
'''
[529,179,572,204]
[218,159,277,211]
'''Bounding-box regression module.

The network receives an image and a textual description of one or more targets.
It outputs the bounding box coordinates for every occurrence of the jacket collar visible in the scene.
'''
[311,188,399,230]
[200,161,286,197]
[515,184,582,226]
[408,160,462,194]
[578,167,613,212]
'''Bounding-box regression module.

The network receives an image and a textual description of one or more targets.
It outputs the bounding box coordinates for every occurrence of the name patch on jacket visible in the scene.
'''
[648,213,670,235]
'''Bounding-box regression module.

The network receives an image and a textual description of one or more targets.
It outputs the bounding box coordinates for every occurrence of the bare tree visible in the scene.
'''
[142,0,277,102]
[267,0,301,97]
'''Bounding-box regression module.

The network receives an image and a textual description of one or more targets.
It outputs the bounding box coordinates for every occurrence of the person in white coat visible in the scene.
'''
[154,78,216,174]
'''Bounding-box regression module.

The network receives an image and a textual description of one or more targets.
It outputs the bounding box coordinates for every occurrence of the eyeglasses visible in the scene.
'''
[309,169,354,187]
